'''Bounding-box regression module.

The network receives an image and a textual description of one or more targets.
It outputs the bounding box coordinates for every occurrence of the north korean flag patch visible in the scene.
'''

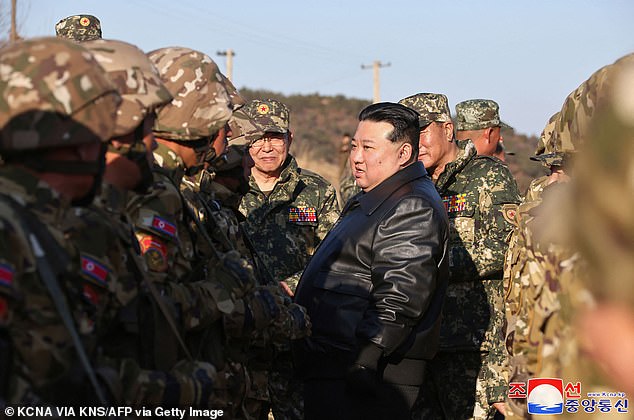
[80,255,109,288]
[151,215,177,238]
[288,206,317,223]
[443,194,467,213]
[0,263,14,290]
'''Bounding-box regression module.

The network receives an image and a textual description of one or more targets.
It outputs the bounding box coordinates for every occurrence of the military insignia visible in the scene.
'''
[82,283,100,306]
[0,263,14,290]
[139,235,168,272]
[80,17,90,26]
[151,215,177,238]
[80,255,109,287]
[442,194,467,213]
[501,203,519,225]
[288,206,317,223]
[258,104,270,114]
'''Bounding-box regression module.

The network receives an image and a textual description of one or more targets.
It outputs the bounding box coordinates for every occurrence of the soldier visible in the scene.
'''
[455,99,510,157]
[399,93,520,420]
[70,38,226,408]
[501,112,563,418]
[564,54,634,397]
[0,37,120,405]
[238,99,340,420]
[146,47,289,416]
[55,14,102,42]
[239,99,340,293]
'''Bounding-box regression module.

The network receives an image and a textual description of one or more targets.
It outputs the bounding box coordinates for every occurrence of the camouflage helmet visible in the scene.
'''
[535,53,634,167]
[55,14,102,42]
[148,47,242,141]
[530,112,560,166]
[241,99,290,135]
[83,39,172,137]
[398,93,452,127]
[455,99,512,131]
[0,37,120,152]
[228,107,265,147]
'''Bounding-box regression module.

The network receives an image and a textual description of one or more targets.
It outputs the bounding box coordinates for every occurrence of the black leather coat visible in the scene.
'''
[294,162,449,382]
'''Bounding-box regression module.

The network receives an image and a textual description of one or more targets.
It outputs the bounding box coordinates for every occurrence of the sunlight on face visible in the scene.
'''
[350,120,403,192]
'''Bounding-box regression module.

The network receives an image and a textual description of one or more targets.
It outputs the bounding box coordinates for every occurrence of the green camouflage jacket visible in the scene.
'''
[434,140,520,402]
[239,156,340,291]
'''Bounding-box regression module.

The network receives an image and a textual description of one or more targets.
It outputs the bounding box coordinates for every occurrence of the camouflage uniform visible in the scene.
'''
[400,94,520,420]
[502,114,559,418]
[0,37,120,405]
[145,47,289,416]
[239,100,340,290]
[71,39,228,407]
[239,99,338,420]
[557,53,634,397]
[55,14,102,42]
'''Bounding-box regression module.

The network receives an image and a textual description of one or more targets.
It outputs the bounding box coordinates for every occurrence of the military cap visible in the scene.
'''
[148,47,241,141]
[55,14,102,42]
[0,37,120,151]
[455,99,511,131]
[241,99,290,134]
[398,93,452,127]
[84,39,172,137]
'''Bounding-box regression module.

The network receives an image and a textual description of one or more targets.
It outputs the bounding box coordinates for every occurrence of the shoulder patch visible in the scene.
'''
[289,206,317,222]
[501,203,519,226]
[138,234,169,272]
[443,194,467,213]
[151,215,177,238]
[80,254,110,288]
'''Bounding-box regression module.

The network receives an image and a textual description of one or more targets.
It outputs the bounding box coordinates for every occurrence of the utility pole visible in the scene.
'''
[216,49,235,82]
[10,0,18,42]
[361,60,390,103]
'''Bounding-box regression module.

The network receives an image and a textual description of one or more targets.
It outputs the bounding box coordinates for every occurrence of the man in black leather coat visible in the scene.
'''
[294,102,449,420]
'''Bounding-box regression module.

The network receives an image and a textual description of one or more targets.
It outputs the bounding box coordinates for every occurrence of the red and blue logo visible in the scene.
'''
[527,378,564,415]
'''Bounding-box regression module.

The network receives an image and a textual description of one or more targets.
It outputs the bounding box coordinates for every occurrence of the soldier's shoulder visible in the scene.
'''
[297,167,334,190]
[469,155,517,184]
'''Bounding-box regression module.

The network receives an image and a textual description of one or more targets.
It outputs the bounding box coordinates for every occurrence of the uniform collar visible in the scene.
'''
[435,140,477,190]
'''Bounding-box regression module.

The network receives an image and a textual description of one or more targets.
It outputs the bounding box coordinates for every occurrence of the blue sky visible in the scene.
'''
[15,0,634,136]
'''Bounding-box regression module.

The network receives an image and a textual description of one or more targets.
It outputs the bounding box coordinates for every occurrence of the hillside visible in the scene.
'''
[241,88,547,194]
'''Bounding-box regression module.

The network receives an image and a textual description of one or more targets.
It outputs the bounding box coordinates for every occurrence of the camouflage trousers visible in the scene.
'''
[267,352,303,420]
[412,351,497,420]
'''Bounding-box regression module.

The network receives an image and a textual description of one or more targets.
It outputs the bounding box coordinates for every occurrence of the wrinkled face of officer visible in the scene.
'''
[248,131,290,177]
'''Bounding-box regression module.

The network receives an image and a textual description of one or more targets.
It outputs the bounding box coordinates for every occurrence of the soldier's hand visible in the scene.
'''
[245,286,284,330]
[210,250,257,299]
[271,303,311,343]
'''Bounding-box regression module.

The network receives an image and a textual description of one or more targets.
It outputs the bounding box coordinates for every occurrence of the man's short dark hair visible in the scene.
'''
[358,102,420,158]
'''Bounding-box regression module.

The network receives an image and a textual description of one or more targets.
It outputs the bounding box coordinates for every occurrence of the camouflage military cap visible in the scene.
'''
[455,99,512,131]
[228,107,264,147]
[55,14,102,42]
[0,37,120,151]
[241,99,290,134]
[148,47,241,141]
[398,93,452,127]
[84,39,172,137]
